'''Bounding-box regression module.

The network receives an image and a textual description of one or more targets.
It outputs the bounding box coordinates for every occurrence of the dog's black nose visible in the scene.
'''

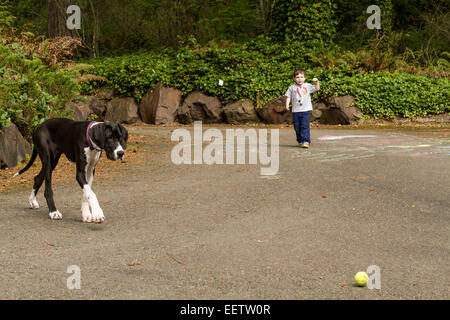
[117,151,124,159]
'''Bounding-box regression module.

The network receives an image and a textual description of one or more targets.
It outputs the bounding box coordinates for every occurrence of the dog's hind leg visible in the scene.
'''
[30,152,61,213]
[29,169,44,209]
[42,152,62,220]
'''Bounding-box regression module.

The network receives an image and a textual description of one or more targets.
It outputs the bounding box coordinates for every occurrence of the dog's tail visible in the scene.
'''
[13,148,38,177]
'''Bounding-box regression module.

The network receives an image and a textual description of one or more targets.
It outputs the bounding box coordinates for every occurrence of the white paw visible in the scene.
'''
[49,211,63,220]
[81,201,93,223]
[82,185,104,223]
[91,207,105,223]
[28,190,39,209]
[82,216,95,223]
[81,211,94,223]
[29,199,39,209]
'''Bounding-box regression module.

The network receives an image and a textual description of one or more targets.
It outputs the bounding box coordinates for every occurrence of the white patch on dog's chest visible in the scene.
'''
[85,147,101,163]
[84,147,101,175]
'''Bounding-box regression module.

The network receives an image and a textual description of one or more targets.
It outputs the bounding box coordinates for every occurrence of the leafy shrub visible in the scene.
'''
[0,43,78,138]
[0,0,14,27]
[38,36,83,67]
[316,69,450,118]
[82,36,449,120]
[0,27,95,137]
[1,27,83,68]
[271,0,337,44]
[85,36,328,105]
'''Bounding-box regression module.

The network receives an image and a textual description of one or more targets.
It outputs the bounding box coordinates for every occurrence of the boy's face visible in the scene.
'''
[294,73,306,85]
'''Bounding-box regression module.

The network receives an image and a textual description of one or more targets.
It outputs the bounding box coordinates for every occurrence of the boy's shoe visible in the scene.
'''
[300,142,310,148]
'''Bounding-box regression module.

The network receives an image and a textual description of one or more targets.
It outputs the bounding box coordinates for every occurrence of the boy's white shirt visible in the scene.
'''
[285,82,317,112]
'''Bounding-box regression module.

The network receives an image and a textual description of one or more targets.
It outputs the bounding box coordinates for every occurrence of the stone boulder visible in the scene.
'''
[66,96,107,121]
[256,96,292,124]
[88,96,107,118]
[67,99,94,121]
[177,91,223,124]
[139,83,182,124]
[311,102,326,122]
[104,97,140,124]
[0,123,31,169]
[319,96,362,125]
[223,99,260,124]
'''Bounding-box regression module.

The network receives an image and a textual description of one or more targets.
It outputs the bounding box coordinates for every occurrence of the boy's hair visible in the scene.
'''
[293,69,306,78]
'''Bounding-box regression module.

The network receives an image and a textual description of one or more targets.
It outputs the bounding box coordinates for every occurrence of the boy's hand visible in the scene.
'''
[312,78,320,91]
[285,97,291,111]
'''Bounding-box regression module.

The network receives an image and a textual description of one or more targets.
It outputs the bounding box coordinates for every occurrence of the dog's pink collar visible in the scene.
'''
[86,121,100,150]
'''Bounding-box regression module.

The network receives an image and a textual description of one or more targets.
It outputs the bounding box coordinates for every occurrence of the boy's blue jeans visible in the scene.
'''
[292,111,310,144]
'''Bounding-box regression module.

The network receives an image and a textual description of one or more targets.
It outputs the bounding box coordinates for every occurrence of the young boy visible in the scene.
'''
[285,69,320,148]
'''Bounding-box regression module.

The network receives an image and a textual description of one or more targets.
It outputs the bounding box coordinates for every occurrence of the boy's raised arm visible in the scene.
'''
[312,78,320,91]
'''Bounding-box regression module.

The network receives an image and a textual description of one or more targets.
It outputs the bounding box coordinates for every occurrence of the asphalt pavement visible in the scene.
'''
[0,125,448,299]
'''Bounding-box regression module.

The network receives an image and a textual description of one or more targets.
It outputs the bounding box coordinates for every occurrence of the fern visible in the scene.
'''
[0,42,78,137]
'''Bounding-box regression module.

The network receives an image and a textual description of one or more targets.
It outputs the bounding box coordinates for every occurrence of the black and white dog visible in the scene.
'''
[14,118,128,223]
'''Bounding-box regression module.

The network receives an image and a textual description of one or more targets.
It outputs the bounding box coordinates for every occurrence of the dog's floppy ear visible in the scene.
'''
[91,123,109,149]
[118,124,128,149]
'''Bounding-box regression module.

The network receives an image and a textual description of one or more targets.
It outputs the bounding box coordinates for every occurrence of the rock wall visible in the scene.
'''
[71,82,361,126]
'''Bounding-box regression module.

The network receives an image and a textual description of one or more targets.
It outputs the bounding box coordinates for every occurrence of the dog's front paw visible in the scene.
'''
[81,211,94,223]
[82,216,94,223]
[81,201,93,223]
[49,211,63,220]
[91,207,105,223]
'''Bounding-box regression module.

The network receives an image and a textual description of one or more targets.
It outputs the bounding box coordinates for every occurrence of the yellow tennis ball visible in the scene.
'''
[354,271,369,286]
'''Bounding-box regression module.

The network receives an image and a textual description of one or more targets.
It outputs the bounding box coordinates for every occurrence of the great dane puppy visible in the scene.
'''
[14,118,128,223]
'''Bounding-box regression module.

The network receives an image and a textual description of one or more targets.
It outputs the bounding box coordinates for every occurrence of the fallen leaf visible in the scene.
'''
[44,240,55,247]
[167,253,184,265]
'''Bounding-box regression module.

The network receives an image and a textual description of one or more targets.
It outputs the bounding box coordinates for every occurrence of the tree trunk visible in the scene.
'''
[259,0,277,34]
[47,0,78,38]
[88,0,99,58]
